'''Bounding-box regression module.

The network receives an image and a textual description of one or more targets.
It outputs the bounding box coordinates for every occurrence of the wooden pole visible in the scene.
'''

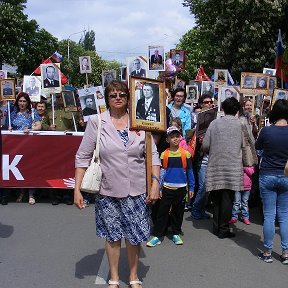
[51,94,55,125]
[85,73,89,87]
[145,131,152,196]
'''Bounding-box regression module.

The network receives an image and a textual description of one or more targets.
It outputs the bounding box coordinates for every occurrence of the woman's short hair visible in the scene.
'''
[198,94,212,104]
[171,87,186,101]
[269,99,288,124]
[104,80,130,109]
[222,97,240,116]
[35,101,47,109]
[15,92,32,113]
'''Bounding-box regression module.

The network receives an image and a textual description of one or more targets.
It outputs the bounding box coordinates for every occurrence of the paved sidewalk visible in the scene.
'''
[0,203,287,288]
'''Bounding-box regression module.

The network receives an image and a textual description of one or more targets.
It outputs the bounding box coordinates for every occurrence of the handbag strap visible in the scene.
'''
[91,114,102,163]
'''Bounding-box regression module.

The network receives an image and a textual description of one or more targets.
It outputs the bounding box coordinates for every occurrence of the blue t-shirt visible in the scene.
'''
[255,125,288,175]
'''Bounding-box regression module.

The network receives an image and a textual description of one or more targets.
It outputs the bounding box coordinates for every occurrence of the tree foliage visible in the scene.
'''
[79,30,96,51]
[181,0,288,80]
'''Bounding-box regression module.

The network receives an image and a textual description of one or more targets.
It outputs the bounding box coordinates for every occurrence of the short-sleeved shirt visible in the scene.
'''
[11,110,40,130]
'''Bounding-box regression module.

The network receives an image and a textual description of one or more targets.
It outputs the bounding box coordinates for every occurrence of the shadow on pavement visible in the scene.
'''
[0,222,14,238]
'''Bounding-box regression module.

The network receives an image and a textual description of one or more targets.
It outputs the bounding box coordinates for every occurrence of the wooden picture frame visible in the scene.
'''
[0,78,15,101]
[272,88,288,105]
[129,76,166,132]
[240,72,270,95]
[169,49,186,71]
[79,56,92,74]
[62,90,77,112]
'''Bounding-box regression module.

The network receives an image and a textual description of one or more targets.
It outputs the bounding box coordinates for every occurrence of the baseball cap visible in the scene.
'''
[167,126,181,135]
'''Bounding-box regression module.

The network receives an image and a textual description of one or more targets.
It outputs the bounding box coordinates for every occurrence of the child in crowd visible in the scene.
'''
[229,166,255,225]
[147,126,194,247]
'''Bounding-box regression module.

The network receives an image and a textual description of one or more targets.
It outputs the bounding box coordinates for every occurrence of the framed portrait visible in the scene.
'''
[196,107,217,137]
[17,78,23,88]
[102,70,117,88]
[170,49,186,71]
[218,86,240,111]
[174,78,185,89]
[79,56,92,74]
[201,81,215,97]
[40,63,62,93]
[272,88,288,105]
[120,66,127,82]
[129,76,166,131]
[0,78,15,101]
[268,76,277,94]
[62,90,77,112]
[0,70,7,80]
[189,80,201,95]
[243,95,256,115]
[263,68,276,76]
[186,85,199,104]
[127,56,148,80]
[214,69,228,87]
[240,72,270,95]
[23,75,42,102]
[148,45,165,71]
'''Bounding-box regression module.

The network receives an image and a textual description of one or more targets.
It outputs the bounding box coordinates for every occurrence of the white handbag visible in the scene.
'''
[80,114,102,193]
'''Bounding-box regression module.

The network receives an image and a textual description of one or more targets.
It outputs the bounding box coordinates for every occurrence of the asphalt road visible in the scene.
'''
[0,202,287,288]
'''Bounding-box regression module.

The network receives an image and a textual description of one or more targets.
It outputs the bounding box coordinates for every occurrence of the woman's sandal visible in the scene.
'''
[29,197,35,205]
[108,279,120,287]
[129,279,142,287]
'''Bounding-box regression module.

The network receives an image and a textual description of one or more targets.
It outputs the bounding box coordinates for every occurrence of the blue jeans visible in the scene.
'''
[259,174,288,252]
[192,164,208,214]
[231,190,250,219]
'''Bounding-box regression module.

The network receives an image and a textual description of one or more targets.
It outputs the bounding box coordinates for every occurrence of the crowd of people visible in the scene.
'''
[1,80,288,287]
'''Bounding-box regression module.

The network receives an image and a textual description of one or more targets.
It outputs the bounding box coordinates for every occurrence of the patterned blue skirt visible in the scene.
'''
[95,193,150,245]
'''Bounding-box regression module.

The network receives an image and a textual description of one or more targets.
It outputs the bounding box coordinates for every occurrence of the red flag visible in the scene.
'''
[187,130,197,159]
[195,66,211,81]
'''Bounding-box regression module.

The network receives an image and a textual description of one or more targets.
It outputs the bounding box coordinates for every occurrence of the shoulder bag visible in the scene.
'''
[80,114,102,193]
[284,160,288,176]
[241,123,258,167]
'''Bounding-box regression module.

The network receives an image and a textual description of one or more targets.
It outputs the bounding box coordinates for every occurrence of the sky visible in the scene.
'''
[24,0,195,64]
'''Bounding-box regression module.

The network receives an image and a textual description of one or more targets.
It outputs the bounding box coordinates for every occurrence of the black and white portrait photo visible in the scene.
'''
[273,89,288,103]
[120,66,127,82]
[23,75,41,102]
[81,94,97,117]
[41,63,61,92]
[201,81,214,97]
[128,57,147,78]
[149,45,164,71]
[102,70,116,88]
[0,70,7,80]
[256,76,268,89]
[0,79,15,100]
[263,68,276,76]
[62,90,77,112]
[136,82,160,122]
[170,49,186,70]
[186,85,198,103]
[242,75,255,89]
[79,56,92,74]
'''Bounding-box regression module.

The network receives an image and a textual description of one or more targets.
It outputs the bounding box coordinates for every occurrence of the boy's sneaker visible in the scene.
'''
[243,218,251,225]
[229,217,237,224]
[172,235,183,245]
[184,203,189,212]
[280,254,288,265]
[146,237,161,247]
[258,252,273,263]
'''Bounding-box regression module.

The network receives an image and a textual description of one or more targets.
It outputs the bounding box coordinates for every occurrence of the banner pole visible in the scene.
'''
[52,94,55,125]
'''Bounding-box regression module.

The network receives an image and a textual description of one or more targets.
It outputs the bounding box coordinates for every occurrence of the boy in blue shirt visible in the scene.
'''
[147,126,195,246]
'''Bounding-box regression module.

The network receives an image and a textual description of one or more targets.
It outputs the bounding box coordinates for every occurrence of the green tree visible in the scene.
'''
[79,30,96,51]
[0,0,28,68]
[182,0,288,80]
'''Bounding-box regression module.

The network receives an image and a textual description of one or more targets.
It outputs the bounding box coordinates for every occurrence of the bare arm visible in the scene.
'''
[74,167,86,209]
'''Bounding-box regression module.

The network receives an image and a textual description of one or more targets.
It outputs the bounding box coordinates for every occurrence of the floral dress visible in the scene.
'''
[10,109,40,130]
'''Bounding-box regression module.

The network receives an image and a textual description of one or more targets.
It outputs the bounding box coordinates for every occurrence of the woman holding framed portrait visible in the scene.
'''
[74,80,160,287]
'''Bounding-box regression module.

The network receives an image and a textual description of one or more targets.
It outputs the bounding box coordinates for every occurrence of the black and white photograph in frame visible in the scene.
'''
[40,63,62,93]
[149,45,164,71]
[120,66,127,82]
[127,56,148,78]
[79,93,98,121]
[186,85,198,104]
[269,76,277,93]
[0,70,7,80]
[218,86,240,111]
[170,49,186,71]
[201,81,214,97]
[189,80,202,95]
[79,56,92,74]
[102,70,117,88]
[256,76,269,89]
[0,79,15,100]
[263,68,276,76]
[23,75,41,102]
[272,88,288,104]
[62,90,77,112]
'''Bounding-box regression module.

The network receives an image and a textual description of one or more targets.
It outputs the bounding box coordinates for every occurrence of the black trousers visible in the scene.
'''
[153,186,186,237]
[210,189,235,237]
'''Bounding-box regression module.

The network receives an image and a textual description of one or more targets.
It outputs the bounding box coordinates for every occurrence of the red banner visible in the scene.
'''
[0,132,82,188]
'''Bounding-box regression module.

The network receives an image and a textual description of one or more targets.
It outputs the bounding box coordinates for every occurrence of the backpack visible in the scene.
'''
[162,148,187,171]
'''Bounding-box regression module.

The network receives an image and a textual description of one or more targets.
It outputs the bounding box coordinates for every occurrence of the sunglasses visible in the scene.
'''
[203,100,213,104]
[109,93,127,99]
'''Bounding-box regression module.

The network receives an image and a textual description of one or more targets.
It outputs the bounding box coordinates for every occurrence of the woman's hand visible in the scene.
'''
[146,180,160,204]
[74,190,85,209]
